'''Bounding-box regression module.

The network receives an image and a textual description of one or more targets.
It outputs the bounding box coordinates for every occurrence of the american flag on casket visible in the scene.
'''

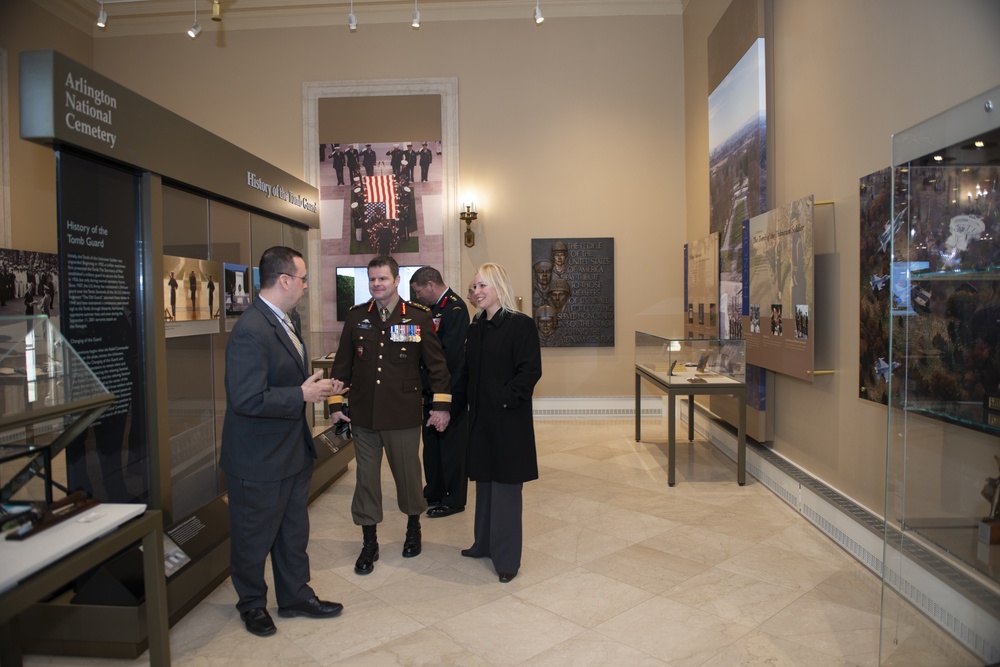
[363,175,397,220]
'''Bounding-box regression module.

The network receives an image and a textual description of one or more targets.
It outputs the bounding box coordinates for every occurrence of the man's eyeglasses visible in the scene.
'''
[281,273,308,284]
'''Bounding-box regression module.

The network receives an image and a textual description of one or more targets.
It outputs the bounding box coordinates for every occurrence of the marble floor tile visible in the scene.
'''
[523,522,628,566]
[515,567,653,627]
[699,628,864,666]
[434,596,586,666]
[335,626,492,666]
[19,419,977,667]
[593,595,753,667]
[640,523,757,566]
[520,629,669,666]
[716,542,843,591]
[583,543,710,594]
[662,567,805,626]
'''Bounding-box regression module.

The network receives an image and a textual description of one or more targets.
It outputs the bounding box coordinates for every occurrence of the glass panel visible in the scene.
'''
[283,224,311,346]
[163,186,218,518]
[0,316,112,502]
[209,201,251,480]
[883,85,1000,665]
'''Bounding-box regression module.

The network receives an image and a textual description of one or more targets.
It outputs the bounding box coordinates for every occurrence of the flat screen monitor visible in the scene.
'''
[336,265,421,321]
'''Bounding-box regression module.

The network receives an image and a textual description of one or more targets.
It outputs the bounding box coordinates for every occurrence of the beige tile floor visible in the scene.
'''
[24,419,981,666]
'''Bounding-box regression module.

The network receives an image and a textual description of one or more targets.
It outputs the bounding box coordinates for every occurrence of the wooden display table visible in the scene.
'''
[0,505,169,667]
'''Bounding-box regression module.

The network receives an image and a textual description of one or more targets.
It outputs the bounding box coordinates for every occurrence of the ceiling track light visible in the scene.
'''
[211,0,222,22]
[188,0,202,38]
[412,3,420,30]
[348,0,358,32]
[534,1,544,24]
[96,0,107,28]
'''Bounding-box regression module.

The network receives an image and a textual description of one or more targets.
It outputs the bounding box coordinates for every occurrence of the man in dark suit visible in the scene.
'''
[409,266,470,517]
[331,144,346,186]
[328,255,452,575]
[361,144,377,176]
[386,144,403,177]
[220,246,345,637]
[418,142,433,182]
[345,144,361,181]
[403,143,418,181]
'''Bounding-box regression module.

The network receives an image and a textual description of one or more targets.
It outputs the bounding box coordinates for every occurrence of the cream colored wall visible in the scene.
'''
[9,1,997,516]
[0,1,93,253]
[85,16,686,398]
[683,0,1000,513]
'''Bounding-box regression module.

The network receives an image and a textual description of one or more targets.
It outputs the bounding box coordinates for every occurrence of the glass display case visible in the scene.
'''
[0,316,114,503]
[634,332,746,384]
[634,333,747,485]
[883,84,1000,665]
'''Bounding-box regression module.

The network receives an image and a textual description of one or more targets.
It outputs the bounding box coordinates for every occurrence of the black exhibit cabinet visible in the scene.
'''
[15,50,352,659]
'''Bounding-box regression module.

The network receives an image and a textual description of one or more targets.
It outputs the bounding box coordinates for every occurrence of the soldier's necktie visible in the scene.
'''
[380,307,389,322]
[283,313,305,362]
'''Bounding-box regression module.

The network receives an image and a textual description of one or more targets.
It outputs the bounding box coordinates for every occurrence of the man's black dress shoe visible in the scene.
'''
[277,596,344,619]
[240,607,277,636]
[498,572,517,583]
[427,505,465,518]
[461,548,484,558]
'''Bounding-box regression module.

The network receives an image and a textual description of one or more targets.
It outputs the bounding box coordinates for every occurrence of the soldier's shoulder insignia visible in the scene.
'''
[446,294,460,303]
[350,301,369,311]
[408,300,431,312]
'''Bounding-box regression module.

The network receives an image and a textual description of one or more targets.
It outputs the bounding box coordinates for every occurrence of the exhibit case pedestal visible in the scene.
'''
[634,333,747,485]
[883,84,1000,664]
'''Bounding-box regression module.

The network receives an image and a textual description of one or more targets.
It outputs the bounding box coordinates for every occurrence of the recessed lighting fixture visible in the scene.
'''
[933,155,944,162]
[975,140,986,148]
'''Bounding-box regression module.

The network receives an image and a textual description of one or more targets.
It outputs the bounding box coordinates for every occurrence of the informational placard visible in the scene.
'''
[743,195,815,381]
[530,238,614,347]
[685,233,720,339]
[58,151,148,503]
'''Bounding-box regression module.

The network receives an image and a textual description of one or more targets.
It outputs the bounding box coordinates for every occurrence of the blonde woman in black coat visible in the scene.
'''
[456,263,542,583]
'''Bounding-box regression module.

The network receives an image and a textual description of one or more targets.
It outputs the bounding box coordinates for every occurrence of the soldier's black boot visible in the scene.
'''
[354,524,379,575]
[402,515,422,557]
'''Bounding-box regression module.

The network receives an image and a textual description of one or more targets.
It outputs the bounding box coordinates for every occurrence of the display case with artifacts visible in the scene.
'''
[882,84,1000,665]
[635,333,746,385]
[0,316,114,505]
[634,333,747,485]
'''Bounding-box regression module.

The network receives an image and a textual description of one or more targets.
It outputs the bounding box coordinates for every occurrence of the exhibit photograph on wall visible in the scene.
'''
[223,261,251,333]
[744,194,815,381]
[684,232,720,340]
[888,157,1000,434]
[709,36,767,340]
[319,139,446,339]
[858,167,898,404]
[531,238,614,347]
[0,248,60,325]
[164,255,222,338]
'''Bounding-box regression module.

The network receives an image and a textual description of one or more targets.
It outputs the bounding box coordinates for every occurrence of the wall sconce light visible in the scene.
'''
[460,202,478,248]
